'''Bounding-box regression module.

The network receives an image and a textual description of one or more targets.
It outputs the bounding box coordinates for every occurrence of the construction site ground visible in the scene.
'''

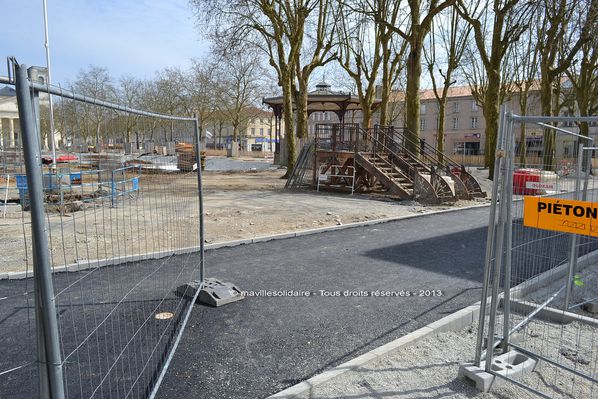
[0,158,492,274]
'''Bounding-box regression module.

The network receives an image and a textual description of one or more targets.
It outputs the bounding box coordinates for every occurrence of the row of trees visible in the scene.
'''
[50,50,271,150]
[191,0,597,178]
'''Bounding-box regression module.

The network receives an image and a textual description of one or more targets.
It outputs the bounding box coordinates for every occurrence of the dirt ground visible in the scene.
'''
[0,167,491,274]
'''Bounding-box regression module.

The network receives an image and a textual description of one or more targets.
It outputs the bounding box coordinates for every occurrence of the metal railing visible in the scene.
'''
[316,164,356,194]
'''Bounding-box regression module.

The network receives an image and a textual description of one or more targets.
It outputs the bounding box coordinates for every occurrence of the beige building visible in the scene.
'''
[0,86,21,149]
[207,107,278,152]
[391,84,598,159]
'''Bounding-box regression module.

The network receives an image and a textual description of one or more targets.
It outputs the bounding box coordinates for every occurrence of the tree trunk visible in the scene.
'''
[483,70,501,180]
[282,77,296,175]
[517,93,528,166]
[405,39,422,155]
[540,76,556,170]
[361,103,372,131]
[296,79,309,139]
[437,101,446,164]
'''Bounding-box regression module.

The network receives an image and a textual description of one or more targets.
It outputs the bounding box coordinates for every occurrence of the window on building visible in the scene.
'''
[436,117,440,129]
[453,102,460,113]
[454,141,480,155]
[420,118,426,130]
[315,113,320,122]
[268,128,271,135]
[471,101,478,111]
[471,116,478,129]
[251,128,255,135]
[452,117,459,129]
[421,104,427,114]
[260,128,264,135]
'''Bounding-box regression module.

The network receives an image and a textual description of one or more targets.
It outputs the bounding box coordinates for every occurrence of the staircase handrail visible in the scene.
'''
[375,125,463,171]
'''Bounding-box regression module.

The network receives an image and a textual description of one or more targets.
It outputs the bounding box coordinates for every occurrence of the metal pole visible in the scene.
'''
[501,114,516,352]
[193,116,205,282]
[15,63,65,398]
[42,0,58,169]
[564,143,585,310]
[2,175,9,218]
[485,111,512,372]
[475,105,506,365]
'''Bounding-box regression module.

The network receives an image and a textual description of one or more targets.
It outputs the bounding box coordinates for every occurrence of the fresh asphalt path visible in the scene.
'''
[157,206,493,399]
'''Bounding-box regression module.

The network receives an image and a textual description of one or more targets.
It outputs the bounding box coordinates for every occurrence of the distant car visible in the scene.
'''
[41,155,53,165]
[56,155,78,163]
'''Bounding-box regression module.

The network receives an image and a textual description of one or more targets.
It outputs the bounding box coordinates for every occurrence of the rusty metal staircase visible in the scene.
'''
[373,125,486,200]
[354,152,414,199]
[354,127,455,204]
[290,123,486,204]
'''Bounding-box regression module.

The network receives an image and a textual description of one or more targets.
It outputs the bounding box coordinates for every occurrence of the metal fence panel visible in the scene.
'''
[0,62,204,398]
[472,109,598,398]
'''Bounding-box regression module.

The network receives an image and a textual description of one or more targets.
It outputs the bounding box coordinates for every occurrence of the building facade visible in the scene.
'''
[207,108,279,152]
[391,85,598,160]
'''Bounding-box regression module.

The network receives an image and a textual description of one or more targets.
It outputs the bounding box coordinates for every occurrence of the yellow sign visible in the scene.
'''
[523,197,598,237]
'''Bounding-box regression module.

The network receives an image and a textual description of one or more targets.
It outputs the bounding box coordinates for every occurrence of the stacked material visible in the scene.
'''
[176,143,206,171]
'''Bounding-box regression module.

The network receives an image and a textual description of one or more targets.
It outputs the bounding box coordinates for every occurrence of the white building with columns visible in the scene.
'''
[0,86,20,149]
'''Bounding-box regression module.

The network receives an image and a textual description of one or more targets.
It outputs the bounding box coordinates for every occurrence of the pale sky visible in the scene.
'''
[0,0,210,84]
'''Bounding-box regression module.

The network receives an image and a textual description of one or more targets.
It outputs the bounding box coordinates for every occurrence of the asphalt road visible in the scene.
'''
[157,206,493,399]
[4,204,593,398]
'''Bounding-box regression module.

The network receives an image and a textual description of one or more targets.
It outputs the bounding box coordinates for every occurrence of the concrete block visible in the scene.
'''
[459,351,538,393]
[458,363,496,392]
[583,301,598,314]
[178,278,244,307]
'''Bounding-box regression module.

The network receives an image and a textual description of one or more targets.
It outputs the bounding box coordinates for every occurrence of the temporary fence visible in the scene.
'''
[467,107,598,398]
[0,60,205,399]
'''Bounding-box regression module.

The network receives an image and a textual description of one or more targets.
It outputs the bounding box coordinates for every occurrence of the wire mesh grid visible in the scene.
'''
[0,132,39,397]
[0,66,204,399]
[476,110,598,398]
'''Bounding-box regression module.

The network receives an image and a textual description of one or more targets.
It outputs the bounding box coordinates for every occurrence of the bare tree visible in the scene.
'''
[293,0,339,140]
[191,0,338,173]
[184,58,219,147]
[216,49,265,154]
[457,0,532,179]
[72,65,116,148]
[118,75,144,145]
[337,0,407,128]
[372,0,455,155]
[566,1,598,172]
[423,5,471,161]
[537,0,595,168]
[153,67,187,142]
[511,25,540,165]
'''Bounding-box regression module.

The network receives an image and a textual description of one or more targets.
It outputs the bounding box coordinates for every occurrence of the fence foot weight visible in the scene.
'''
[177,278,244,307]
[458,363,496,392]
[458,351,538,393]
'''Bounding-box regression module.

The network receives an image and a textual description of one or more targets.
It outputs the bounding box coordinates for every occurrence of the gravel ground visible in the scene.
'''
[292,323,531,399]
[294,317,598,399]
[526,260,598,317]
